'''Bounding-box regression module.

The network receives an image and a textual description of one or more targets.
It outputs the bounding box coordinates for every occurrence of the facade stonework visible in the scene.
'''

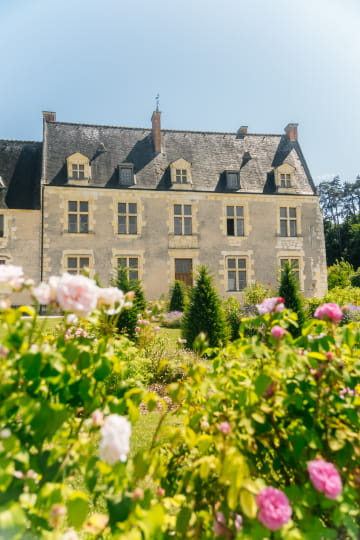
[0,112,327,300]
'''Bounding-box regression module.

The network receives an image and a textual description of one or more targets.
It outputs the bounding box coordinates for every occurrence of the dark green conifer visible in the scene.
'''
[278,262,305,335]
[182,266,229,350]
[169,280,187,312]
[115,266,146,338]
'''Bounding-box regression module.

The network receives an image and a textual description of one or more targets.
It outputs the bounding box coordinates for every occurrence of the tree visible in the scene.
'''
[327,259,354,290]
[182,267,229,350]
[278,262,305,335]
[115,266,146,338]
[169,280,187,312]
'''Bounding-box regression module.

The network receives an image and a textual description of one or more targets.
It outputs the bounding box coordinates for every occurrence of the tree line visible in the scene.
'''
[318,176,360,269]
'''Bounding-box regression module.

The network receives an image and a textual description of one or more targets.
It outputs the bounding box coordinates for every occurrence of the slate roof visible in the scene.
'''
[0,140,42,209]
[44,120,316,195]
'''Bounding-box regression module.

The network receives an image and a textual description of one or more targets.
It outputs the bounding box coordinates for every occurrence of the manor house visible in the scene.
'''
[0,110,327,302]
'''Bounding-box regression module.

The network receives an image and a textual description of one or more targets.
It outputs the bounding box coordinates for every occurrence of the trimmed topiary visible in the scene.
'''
[169,280,187,312]
[278,262,305,335]
[115,266,146,338]
[181,266,229,350]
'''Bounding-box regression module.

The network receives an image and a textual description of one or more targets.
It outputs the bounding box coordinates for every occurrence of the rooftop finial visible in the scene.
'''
[155,93,160,112]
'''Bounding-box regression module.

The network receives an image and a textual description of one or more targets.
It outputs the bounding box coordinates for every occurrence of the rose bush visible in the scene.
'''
[0,280,359,539]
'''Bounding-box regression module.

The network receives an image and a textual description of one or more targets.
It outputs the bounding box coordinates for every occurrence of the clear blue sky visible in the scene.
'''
[1,0,359,183]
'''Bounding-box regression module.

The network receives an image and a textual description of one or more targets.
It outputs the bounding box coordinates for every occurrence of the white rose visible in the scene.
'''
[99,414,131,465]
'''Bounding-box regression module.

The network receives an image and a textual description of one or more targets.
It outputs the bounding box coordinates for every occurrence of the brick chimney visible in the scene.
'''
[42,111,56,122]
[285,123,298,141]
[236,126,248,138]
[151,109,161,154]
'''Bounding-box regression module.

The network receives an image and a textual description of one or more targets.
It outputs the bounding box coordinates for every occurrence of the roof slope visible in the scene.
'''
[0,140,42,209]
[44,121,316,195]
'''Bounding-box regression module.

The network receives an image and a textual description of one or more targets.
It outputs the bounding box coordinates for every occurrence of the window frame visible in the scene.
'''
[279,207,298,237]
[119,164,135,186]
[66,153,90,184]
[65,255,90,275]
[173,204,192,236]
[117,256,140,281]
[169,158,192,188]
[225,171,240,190]
[274,164,295,191]
[226,205,245,237]
[226,256,247,291]
[280,257,301,283]
[67,201,89,234]
[117,202,138,235]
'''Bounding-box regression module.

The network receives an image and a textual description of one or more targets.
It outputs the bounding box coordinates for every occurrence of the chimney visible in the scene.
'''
[236,126,248,138]
[285,123,298,141]
[42,111,56,122]
[151,109,161,154]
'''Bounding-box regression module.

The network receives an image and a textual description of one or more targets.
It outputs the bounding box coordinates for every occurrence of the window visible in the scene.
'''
[275,164,294,190]
[280,173,291,188]
[175,258,193,287]
[226,171,240,190]
[0,259,6,265]
[117,256,139,280]
[280,207,297,237]
[226,257,247,291]
[119,165,134,186]
[226,206,244,236]
[66,256,90,275]
[175,169,187,184]
[170,159,192,187]
[174,204,192,235]
[0,215,4,238]
[66,153,90,183]
[68,201,89,233]
[72,164,85,180]
[118,203,137,234]
[280,258,300,282]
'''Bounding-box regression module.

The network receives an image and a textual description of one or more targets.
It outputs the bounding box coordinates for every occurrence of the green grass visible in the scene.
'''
[131,410,183,456]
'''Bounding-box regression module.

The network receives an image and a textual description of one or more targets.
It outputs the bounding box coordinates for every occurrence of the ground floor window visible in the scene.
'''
[175,258,193,287]
[0,215,4,238]
[226,257,247,291]
[280,258,300,281]
[66,256,90,275]
[117,256,139,281]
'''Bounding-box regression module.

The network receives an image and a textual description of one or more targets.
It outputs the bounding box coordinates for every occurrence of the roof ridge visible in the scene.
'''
[0,139,41,144]
[49,120,283,138]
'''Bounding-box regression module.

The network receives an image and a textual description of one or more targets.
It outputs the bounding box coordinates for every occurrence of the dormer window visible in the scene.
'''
[175,169,187,184]
[275,164,295,191]
[225,171,240,190]
[280,173,291,187]
[170,158,192,189]
[119,164,134,186]
[66,153,90,184]
[72,164,85,180]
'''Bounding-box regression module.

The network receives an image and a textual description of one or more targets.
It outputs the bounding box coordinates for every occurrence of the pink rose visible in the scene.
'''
[271,325,286,339]
[97,287,125,315]
[55,273,98,317]
[307,459,342,499]
[32,282,52,305]
[213,512,230,538]
[256,487,292,530]
[314,303,343,324]
[135,326,141,333]
[257,297,285,315]
[0,265,25,293]
[219,421,231,434]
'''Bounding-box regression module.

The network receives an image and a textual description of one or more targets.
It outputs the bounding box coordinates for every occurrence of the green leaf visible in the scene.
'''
[21,353,42,379]
[107,495,132,526]
[254,373,272,397]
[176,507,192,534]
[66,491,89,529]
[240,490,257,518]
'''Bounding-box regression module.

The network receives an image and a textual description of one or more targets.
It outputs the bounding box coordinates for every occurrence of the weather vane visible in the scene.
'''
[155,94,160,112]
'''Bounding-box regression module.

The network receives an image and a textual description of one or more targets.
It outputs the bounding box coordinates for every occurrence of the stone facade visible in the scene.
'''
[0,111,327,300]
